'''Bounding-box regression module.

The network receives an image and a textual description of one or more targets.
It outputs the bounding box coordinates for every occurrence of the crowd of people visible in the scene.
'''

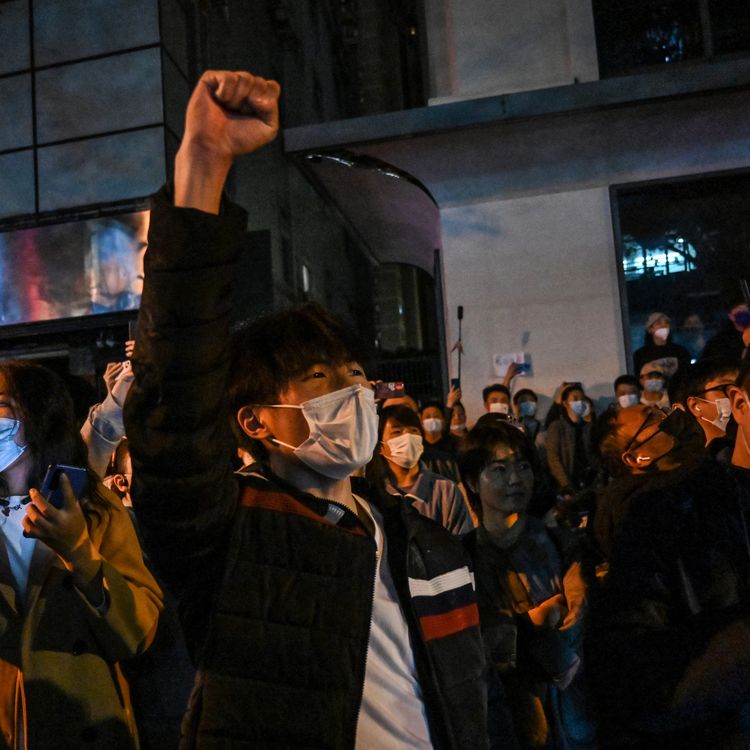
[2,69,750,750]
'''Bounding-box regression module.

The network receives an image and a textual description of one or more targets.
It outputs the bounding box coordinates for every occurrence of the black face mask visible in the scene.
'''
[659,408,706,457]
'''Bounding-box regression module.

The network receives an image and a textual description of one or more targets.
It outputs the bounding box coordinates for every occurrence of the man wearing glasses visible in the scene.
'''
[587,399,750,749]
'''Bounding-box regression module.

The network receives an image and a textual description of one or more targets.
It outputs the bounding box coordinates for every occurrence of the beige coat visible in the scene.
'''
[0,487,163,749]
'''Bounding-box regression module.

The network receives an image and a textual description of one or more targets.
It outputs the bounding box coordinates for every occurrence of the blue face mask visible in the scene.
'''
[569,400,587,417]
[0,418,27,473]
[519,401,537,418]
[644,378,664,393]
[735,310,750,330]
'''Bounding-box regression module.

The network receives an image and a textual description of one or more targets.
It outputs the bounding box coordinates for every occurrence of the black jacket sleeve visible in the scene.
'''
[124,186,248,635]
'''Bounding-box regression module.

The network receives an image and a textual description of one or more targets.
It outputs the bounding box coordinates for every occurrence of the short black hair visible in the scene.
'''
[560,384,585,403]
[614,374,639,391]
[378,404,423,442]
[459,421,536,515]
[736,357,750,392]
[419,399,446,418]
[513,388,537,405]
[671,358,739,405]
[228,302,367,458]
[482,383,511,402]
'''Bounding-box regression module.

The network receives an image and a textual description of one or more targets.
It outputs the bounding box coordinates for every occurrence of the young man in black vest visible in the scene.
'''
[125,70,489,749]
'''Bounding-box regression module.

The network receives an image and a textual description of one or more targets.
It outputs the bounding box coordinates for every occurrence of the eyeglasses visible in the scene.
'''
[695,384,732,398]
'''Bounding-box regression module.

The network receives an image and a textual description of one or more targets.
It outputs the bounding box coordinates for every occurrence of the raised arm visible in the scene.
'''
[124,71,280,610]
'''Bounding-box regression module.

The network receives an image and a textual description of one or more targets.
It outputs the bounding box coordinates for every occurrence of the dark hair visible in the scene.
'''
[378,404,423,442]
[513,388,537,405]
[560,384,585,403]
[482,383,511,402]
[614,374,639,391]
[459,421,536,515]
[671,358,739,405]
[228,303,366,459]
[419,399,446,419]
[0,361,92,496]
[737,357,750,392]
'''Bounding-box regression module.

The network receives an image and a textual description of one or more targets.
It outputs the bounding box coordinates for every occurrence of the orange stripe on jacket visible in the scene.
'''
[239,486,368,536]
[419,603,480,641]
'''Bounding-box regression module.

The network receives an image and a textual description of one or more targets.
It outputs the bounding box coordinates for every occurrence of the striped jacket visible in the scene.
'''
[178,470,489,749]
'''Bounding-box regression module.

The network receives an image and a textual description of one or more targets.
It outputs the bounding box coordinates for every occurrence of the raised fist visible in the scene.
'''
[182,70,281,161]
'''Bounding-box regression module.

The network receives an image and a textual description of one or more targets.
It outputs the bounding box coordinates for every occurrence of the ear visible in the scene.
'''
[685,397,701,418]
[729,385,749,423]
[237,406,273,440]
[466,476,479,495]
[112,474,129,493]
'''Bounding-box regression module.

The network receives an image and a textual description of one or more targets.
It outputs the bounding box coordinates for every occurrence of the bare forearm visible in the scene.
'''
[174,141,232,214]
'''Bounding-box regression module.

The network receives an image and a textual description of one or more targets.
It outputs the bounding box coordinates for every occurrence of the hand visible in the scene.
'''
[743,326,750,348]
[446,384,462,409]
[124,339,135,359]
[503,361,521,386]
[527,593,567,629]
[102,361,134,408]
[24,475,102,588]
[175,70,280,213]
[182,70,281,162]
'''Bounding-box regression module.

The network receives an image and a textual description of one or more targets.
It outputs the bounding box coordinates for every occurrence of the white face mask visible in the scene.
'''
[422,417,444,434]
[270,384,379,480]
[653,326,670,342]
[0,418,27,474]
[618,393,640,409]
[695,396,732,433]
[489,402,509,415]
[385,432,424,469]
[451,422,467,433]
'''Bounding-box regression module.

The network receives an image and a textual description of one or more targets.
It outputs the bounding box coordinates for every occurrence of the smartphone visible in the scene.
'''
[373,381,405,400]
[41,464,88,509]
[450,378,461,389]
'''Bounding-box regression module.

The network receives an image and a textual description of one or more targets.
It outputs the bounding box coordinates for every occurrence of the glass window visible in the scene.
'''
[0,0,30,75]
[35,48,163,143]
[614,172,750,366]
[33,0,159,66]
[0,74,32,151]
[709,0,750,54]
[593,0,750,77]
[0,151,35,219]
[38,127,165,211]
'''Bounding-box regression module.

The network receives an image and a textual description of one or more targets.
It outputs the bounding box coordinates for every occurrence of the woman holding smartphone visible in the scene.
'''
[0,360,162,749]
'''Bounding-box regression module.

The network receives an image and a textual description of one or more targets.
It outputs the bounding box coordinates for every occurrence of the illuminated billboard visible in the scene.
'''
[0,210,149,326]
